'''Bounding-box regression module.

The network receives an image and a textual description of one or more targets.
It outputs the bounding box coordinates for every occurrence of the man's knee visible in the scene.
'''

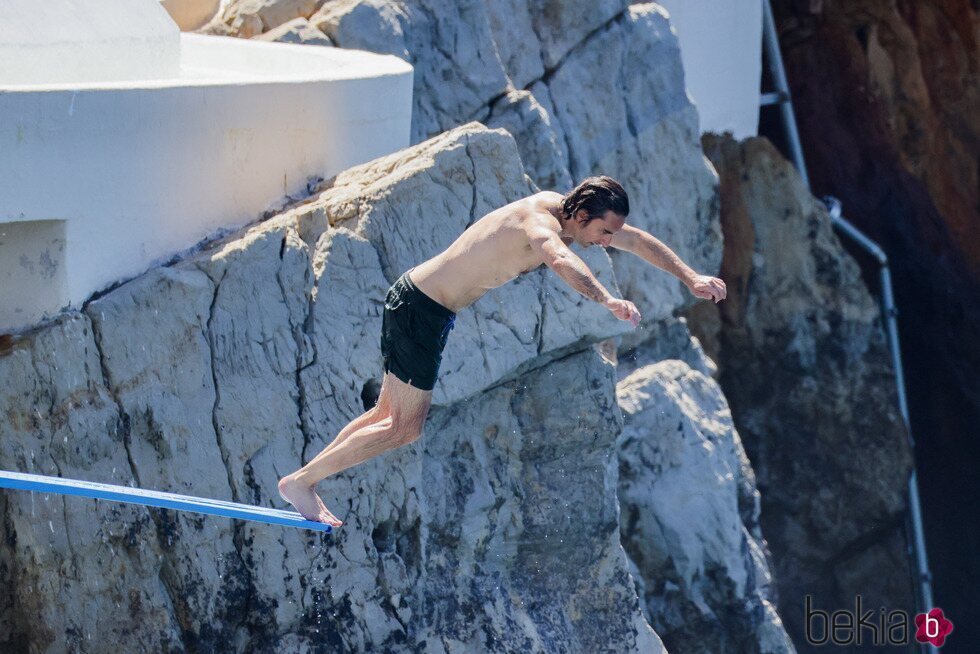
[392,417,424,446]
[366,403,390,424]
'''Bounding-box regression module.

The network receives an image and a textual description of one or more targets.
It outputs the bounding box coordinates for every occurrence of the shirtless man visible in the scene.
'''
[278,176,727,527]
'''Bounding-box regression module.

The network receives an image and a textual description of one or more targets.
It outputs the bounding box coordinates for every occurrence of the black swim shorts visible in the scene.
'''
[381,271,456,391]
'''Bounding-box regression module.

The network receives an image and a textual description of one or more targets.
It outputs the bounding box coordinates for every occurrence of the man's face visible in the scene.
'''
[575,209,626,248]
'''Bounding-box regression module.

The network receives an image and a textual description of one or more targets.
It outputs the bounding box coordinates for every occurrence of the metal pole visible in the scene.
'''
[762,0,810,188]
[825,198,937,653]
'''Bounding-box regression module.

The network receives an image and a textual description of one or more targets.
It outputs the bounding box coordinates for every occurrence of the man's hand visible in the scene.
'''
[687,274,727,303]
[604,298,641,327]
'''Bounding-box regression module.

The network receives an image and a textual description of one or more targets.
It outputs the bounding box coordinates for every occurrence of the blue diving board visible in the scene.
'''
[0,470,332,533]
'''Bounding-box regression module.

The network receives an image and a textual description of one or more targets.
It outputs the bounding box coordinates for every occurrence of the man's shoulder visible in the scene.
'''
[520,208,561,235]
[517,192,562,230]
[537,190,564,201]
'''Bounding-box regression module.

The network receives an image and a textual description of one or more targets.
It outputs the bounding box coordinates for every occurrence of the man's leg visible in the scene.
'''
[278,373,431,526]
[299,373,431,481]
[319,376,393,456]
[277,393,389,526]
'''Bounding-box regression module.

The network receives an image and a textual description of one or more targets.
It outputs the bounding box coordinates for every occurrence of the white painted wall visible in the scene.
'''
[0,0,180,85]
[658,0,762,138]
[0,221,67,329]
[1,35,413,333]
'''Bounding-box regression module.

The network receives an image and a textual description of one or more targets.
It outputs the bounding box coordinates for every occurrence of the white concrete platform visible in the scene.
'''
[0,0,181,85]
[1,33,413,333]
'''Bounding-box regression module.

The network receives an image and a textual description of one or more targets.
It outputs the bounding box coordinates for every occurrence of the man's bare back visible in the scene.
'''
[409,191,567,312]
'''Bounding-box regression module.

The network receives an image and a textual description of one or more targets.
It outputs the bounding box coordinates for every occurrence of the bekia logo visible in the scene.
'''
[805,595,954,647]
[914,608,954,647]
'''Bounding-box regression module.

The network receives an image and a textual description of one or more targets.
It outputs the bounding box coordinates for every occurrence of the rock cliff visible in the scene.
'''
[0,124,666,652]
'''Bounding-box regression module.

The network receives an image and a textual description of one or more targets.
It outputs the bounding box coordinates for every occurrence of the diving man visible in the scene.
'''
[279,176,727,526]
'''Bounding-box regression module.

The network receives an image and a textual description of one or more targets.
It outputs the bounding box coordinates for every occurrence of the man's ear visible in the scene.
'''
[574,209,590,224]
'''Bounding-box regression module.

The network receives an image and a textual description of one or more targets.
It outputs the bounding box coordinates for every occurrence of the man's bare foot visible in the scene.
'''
[278,475,343,528]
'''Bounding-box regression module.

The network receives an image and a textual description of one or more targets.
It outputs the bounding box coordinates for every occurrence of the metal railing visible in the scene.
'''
[761,2,937,652]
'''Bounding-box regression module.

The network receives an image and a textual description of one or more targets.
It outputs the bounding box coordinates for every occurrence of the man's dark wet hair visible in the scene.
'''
[558,176,629,224]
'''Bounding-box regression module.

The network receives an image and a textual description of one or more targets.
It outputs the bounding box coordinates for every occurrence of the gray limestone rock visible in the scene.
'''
[413,349,664,652]
[617,360,796,654]
[616,315,717,380]
[487,88,574,193]
[487,0,632,75]
[0,314,184,652]
[310,0,411,60]
[202,0,326,38]
[253,17,333,45]
[524,0,630,69]
[483,0,543,89]
[312,0,509,143]
[84,249,301,643]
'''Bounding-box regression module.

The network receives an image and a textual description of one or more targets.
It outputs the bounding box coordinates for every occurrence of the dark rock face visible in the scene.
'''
[696,134,916,652]
[418,349,660,652]
[767,2,980,645]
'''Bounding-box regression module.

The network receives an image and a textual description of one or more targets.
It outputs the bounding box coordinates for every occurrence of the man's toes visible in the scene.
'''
[319,513,341,527]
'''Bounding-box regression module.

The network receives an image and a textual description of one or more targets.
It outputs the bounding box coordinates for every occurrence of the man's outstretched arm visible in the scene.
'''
[527,223,641,326]
[610,224,727,303]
